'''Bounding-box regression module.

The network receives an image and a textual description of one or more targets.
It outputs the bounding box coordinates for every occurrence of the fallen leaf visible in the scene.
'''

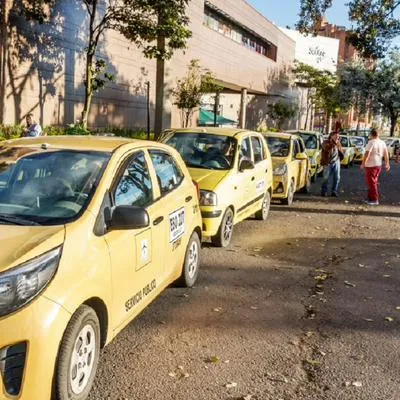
[183,373,190,378]
[225,382,237,389]
[344,281,356,287]
[358,264,365,268]
[168,372,176,377]
[383,274,391,278]
[363,318,374,322]
[352,381,362,388]
[396,306,400,311]
[253,247,262,252]
[177,365,184,370]
[243,396,253,400]
[213,307,222,312]
[250,306,258,310]
[206,356,220,364]
[385,317,394,322]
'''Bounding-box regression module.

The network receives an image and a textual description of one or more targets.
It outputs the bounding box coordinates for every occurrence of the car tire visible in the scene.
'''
[176,231,201,288]
[211,207,234,247]
[282,180,295,206]
[55,305,101,400]
[302,172,312,194]
[255,190,271,221]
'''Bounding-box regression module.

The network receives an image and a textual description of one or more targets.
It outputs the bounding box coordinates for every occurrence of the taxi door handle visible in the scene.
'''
[185,196,193,202]
[251,176,255,181]
[153,216,164,226]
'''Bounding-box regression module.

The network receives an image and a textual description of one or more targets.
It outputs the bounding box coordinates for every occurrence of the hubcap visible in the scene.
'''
[70,324,96,395]
[288,183,294,203]
[263,194,270,217]
[223,212,233,242]
[187,240,199,279]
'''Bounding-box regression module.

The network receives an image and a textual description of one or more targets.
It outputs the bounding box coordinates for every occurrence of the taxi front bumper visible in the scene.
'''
[0,296,71,399]
[272,175,288,199]
[200,206,224,237]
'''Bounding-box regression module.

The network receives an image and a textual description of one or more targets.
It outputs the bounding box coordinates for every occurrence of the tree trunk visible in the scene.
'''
[81,52,93,128]
[0,0,8,124]
[390,113,397,137]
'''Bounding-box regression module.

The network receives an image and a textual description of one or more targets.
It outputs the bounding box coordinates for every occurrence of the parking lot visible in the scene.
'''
[88,163,400,400]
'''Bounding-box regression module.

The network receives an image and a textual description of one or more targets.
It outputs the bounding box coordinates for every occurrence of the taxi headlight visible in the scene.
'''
[273,165,288,176]
[0,247,62,318]
[200,190,218,206]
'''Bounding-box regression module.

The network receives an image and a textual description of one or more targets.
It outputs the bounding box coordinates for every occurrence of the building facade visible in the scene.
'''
[0,0,297,132]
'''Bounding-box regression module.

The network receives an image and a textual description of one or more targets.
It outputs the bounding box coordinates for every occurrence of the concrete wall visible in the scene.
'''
[1,0,297,131]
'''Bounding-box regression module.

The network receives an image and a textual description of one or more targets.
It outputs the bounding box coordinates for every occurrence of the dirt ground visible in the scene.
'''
[89,162,400,400]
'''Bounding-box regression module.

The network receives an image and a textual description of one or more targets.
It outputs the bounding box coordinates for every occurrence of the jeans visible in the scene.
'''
[321,160,340,195]
[365,166,381,202]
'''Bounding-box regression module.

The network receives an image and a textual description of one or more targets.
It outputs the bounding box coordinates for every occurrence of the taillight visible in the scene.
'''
[192,180,200,199]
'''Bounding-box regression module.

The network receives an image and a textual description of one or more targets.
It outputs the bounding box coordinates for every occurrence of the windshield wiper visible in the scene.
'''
[0,214,41,226]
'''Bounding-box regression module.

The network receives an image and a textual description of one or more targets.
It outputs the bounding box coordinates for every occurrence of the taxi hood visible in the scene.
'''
[0,225,65,273]
[189,168,229,191]
[306,149,317,158]
[271,157,288,168]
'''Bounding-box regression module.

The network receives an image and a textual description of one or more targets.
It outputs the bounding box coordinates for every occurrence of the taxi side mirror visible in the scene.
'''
[239,158,255,172]
[295,152,308,161]
[107,206,150,230]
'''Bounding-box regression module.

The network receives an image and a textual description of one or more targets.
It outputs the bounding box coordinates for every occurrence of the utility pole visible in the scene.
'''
[213,91,220,127]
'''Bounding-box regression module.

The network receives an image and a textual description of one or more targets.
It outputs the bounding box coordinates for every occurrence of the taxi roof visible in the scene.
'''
[0,135,151,152]
[263,132,294,140]
[168,127,250,138]
[285,130,322,136]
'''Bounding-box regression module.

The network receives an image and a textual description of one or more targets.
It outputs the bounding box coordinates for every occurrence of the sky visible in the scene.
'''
[246,0,351,29]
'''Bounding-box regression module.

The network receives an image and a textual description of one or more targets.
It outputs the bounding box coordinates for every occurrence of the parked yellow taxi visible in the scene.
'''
[161,128,273,247]
[0,136,202,400]
[264,132,312,206]
[383,137,400,159]
[350,136,367,162]
[339,135,355,167]
[286,130,324,181]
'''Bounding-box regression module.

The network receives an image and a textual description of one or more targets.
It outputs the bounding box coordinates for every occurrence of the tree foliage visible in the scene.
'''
[297,0,400,58]
[173,59,221,128]
[267,100,298,130]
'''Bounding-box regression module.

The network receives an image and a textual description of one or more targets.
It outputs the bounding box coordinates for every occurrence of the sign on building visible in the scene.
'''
[280,28,339,72]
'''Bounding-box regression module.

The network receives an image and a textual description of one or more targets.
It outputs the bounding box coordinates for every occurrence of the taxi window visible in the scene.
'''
[292,140,300,158]
[149,150,184,196]
[340,136,349,147]
[240,137,252,161]
[299,133,317,149]
[114,152,153,208]
[251,136,264,163]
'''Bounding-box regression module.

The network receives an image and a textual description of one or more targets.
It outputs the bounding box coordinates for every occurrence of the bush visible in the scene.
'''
[0,124,23,139]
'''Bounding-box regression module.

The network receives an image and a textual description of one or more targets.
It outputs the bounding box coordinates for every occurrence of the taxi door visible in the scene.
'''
[297,138,309,187]
[148,149,195,280]
[290,138,301,190]
[250,135,269,204]
[105,150,166,329]
[235,136,256,218]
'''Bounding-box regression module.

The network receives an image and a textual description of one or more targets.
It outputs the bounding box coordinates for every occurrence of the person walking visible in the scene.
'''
[361,128,390,205]
[22,113,42,137]
[320,131,343,197]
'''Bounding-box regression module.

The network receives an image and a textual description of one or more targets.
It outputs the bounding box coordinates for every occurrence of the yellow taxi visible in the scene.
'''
[161,128,273,247]
[286,130,324,182]
[264,132,312,206]
[383,137,400,159]
[350,136,367,162]
[0,136,202,400]
[339,135,355,167]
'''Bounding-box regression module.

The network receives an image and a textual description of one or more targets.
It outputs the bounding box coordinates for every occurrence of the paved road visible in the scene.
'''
[89,162,400,400]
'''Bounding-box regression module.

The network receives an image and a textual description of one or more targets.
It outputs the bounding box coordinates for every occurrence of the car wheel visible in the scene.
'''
[282,180,295,206]
[55,305,101,400]
[302,172,312,194]
[176,231,201,287]
[311,172,317,183]
[211,207,234,247]
[255,190,271,221]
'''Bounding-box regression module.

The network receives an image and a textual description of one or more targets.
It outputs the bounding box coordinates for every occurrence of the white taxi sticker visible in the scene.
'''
[169,207,185,243]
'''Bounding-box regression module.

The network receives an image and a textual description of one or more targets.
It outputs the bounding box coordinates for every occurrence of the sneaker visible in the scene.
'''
[366,201,379,206]
[321,192,328,197]
[331,192,339,198]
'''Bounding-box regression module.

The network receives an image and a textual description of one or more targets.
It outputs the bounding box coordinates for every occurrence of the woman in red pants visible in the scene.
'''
[361,129,390,205]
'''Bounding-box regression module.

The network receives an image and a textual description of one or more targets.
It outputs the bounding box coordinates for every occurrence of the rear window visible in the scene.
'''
[265,137,290,157]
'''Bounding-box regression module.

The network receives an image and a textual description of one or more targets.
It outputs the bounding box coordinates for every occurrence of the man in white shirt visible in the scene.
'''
[361,129,390,205]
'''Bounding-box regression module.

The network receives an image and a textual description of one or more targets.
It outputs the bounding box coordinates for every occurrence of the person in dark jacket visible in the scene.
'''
[320,131,344,197]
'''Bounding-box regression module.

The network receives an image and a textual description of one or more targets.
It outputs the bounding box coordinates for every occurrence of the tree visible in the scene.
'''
[172,59,221,128]
[27,0,191,131]
[292,62,344,132]
[267,100,298,130]
[370,52,400,136]
[297,0,400,59]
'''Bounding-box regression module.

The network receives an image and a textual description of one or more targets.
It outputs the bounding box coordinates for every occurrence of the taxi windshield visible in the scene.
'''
[0,147,110,225]
[298,133,317,149]
[351,137,365,147]
[165,133,237,170]
[266,137,290,157]
[340,136,349,147]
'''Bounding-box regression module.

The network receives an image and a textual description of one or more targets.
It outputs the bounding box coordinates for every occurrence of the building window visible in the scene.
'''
[203,3,277,62]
